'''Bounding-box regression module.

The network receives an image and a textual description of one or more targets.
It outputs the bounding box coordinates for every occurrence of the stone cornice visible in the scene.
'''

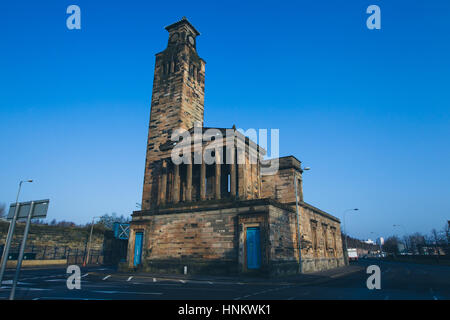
[132,198,296,218]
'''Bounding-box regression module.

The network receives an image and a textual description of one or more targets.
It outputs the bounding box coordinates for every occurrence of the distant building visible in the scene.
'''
[397,242,406,253]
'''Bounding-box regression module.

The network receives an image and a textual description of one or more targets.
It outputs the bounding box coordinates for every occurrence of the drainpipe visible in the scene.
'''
[294,176,302,274]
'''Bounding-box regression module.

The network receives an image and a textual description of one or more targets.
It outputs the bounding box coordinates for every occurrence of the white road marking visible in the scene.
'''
[1,280,32,285]
[45,279,67,282]
[102,275,111,280]
[153,278,157,282]
[81,273,89,278]
[2,286,51,291]
[127,276,133,281]
[429,288,438,300]
[34,297,106,300]
[208,281,213,285]
[233,285,294,300]
[93,290,162,295]
[179,280,186,284]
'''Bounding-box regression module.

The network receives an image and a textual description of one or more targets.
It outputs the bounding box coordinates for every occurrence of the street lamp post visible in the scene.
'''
[0,180,33,284]
[294,166,310,274]
[343,208,359,264]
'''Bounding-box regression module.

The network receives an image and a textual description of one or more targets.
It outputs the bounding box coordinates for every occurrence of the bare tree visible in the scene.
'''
[402,235,411,253]
[444,222,450,245]
[97,212,130,230]
[430,228,448,255]
[407,233,426,254]
[383,236,400,255]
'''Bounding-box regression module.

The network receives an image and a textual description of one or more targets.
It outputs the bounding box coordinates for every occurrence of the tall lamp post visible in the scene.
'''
[0,180,33,284]
[84,216,101,267]
[343,208,359,263]
[294,166,310,274]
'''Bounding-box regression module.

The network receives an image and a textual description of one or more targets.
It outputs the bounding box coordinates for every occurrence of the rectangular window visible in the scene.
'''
[311,221,318,257]
[322,224,328,257]
[332,228,337,257]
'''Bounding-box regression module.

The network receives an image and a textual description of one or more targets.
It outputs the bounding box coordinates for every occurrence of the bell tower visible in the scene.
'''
[142,17,206,209]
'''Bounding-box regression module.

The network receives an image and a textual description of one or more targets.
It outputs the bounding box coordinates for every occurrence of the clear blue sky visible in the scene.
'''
[1,1,449,240]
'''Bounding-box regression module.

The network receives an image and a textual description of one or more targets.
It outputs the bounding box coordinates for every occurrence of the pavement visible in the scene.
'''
[0,259,449,300]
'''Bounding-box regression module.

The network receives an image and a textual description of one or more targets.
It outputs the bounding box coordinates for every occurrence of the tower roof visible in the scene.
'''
[165,17,200,36]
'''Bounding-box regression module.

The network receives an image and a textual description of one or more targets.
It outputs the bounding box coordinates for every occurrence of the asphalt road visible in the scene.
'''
[1,259,449,300]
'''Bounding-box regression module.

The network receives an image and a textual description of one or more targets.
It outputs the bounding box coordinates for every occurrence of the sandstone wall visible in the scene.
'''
[126,199,344,275]
[298,204,345,272]
[128,207,239,274]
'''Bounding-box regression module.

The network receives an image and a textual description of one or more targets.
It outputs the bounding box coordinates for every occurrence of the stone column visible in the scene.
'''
[215,150,221,199]
[257,158,262,198]
[250,163,254,199]
[186,153,192,202]
[173,163,180,204]
[160,160,167,205]
[230,146,236,198]
[237,148,247,200]
[156,175,161,206]
[200,159,206,201]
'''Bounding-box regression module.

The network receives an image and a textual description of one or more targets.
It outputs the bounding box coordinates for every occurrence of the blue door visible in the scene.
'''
[133,232,143,267]
[246,227,261,269]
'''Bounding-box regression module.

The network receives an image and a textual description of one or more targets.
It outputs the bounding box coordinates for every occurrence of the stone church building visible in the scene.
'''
[125,18,345,275]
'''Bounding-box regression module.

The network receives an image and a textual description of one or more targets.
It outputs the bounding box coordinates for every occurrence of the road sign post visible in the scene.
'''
[9,201,35,300]
[0,180,32,284]
[0,199,49,300]
[114,222,130,240]
[84,218,96,266]
[0,203,21,285]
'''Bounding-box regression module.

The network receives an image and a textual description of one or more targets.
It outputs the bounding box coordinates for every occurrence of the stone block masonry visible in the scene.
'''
[127,18,346,276]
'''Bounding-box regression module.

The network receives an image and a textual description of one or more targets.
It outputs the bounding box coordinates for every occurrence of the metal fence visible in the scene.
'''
[1,238,128,266]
